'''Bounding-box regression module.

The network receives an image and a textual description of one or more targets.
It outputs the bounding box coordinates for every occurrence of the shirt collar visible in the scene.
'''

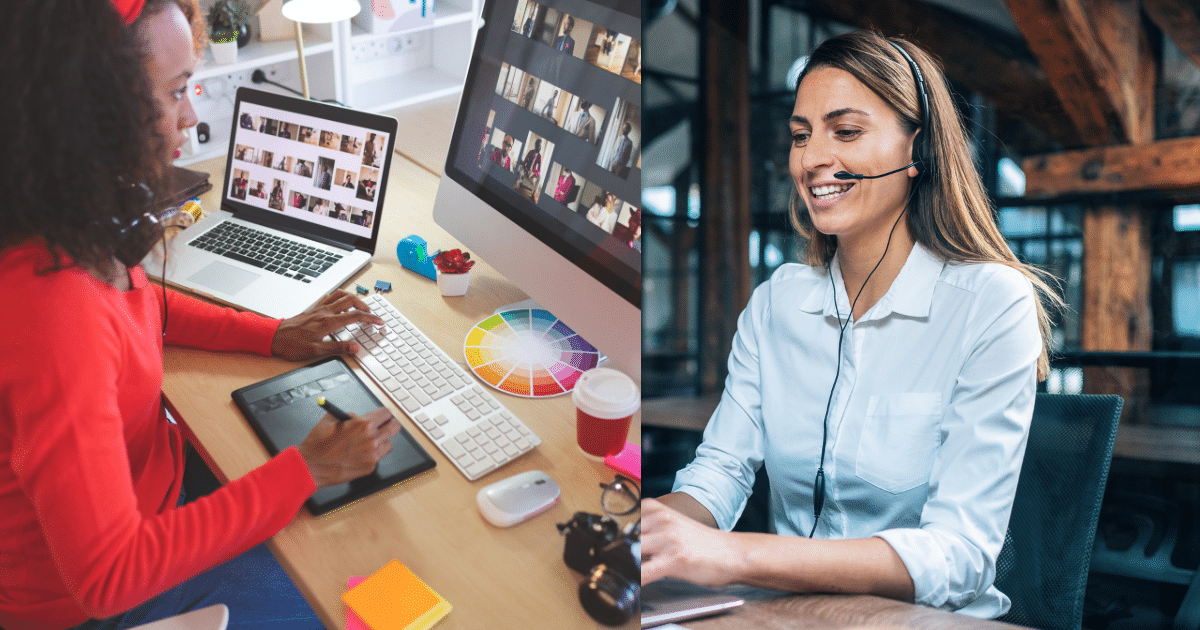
[798,242,944,320]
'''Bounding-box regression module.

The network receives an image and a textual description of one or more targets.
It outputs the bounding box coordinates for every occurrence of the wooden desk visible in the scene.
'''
[163,150,639,629]
[664,589,1030,630]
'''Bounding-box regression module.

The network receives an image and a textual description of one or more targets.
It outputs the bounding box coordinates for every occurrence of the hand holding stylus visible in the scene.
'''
[297,403,398,488]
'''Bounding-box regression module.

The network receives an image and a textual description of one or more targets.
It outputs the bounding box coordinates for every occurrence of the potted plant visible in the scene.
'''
[432,249,475,296]
[207,0,252,62]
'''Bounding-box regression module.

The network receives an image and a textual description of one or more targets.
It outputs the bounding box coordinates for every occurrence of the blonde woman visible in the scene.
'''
[643,30,1061,619]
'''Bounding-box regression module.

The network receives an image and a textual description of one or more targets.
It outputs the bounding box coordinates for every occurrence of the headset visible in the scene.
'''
[833,41,931,181]
[103,180,173,338]
[808,39,931,538]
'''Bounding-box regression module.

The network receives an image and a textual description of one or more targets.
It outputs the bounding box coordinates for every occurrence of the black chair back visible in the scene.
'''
[995,393,1123,630]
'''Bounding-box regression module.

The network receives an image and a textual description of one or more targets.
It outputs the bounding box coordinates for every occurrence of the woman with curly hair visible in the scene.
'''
[0,1,398,628]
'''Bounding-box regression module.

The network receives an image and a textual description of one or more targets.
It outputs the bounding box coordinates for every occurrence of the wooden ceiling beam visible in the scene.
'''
[798,0,1083,148]
[1022,136,1200,197]
[1144,0,1200,70]
[1005,0,1142,146]
[1088,0,1154,144]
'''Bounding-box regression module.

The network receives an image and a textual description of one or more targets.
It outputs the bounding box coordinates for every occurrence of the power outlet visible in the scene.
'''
[224,70,251,86]
[196,64,289,101]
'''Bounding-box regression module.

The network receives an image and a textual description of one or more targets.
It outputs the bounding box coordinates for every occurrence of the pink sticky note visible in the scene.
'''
[604,440,640,481]
[346,577,368,630]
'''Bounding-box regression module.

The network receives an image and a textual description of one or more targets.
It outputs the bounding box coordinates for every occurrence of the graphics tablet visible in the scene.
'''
[232,356,435,515]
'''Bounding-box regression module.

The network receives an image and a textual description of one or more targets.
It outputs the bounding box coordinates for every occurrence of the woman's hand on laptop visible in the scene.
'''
[642,497,743,587]
[272,290,385,360]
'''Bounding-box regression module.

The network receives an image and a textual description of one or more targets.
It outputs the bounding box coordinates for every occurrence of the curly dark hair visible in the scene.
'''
[0,0,198,274]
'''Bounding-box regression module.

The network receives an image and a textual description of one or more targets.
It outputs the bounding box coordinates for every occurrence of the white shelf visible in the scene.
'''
[174,0,478,169]
[349,0,474,44]
[433,3,476,28]
[193,34,334,80]
[352,67,465,112]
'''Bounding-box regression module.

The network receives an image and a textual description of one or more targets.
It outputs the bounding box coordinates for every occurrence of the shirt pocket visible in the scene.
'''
[855,393,944,494]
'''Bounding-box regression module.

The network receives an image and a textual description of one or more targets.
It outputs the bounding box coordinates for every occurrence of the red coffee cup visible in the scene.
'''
[572,368,639,460]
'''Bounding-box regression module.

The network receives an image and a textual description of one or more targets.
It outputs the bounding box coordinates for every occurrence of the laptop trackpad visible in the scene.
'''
[188,261,260,296]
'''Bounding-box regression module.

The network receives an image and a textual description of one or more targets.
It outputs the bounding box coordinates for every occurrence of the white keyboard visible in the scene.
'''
[333,293,541,480]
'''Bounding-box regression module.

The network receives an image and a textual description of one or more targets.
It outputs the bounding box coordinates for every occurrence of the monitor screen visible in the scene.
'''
[223,90,396,250]
[435,0,641,380]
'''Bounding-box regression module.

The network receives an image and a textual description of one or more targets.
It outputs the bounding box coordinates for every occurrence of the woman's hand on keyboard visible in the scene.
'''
[296,407,400,487]
[272,290,385,360]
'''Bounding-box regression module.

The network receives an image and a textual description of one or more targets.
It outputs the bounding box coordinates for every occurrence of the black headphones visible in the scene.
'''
[98,181,162,268]
[100,180,173,337]
[809,38,931,538]
[889,40,930,178]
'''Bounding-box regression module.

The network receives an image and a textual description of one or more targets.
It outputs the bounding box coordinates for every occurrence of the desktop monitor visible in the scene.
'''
[433,0,642,382]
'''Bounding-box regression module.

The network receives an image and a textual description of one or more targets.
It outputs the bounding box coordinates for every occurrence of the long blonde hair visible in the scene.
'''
[789,31,1062,380]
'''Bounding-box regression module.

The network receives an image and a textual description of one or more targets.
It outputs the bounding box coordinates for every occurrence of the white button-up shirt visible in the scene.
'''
[673,243,1041,618]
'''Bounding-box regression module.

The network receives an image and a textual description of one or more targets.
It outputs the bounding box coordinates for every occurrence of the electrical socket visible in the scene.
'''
[224,70,250,86]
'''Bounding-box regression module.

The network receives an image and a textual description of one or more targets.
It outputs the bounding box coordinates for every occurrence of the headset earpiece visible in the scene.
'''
[887,41,930,177]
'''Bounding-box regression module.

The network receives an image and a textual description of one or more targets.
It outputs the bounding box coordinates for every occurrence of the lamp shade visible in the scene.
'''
[281,0,361,23]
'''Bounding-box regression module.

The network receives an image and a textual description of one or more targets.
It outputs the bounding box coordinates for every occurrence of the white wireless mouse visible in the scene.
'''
[476,470,561,527]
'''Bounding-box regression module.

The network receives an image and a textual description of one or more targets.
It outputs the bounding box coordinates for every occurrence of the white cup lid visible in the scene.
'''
[572,367,639,419]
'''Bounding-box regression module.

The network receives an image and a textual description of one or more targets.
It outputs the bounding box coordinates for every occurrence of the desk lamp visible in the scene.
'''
[280,0,361,99]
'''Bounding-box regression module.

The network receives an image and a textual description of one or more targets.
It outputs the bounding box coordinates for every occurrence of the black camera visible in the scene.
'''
[557,475,641,626]
[557,511,640,626]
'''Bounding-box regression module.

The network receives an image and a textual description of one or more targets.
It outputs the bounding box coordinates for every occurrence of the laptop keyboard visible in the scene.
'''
[187,222,344,283]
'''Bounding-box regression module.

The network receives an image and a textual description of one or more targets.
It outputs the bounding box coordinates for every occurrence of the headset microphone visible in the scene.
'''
[833,161,918,180]
[807,39,931,539]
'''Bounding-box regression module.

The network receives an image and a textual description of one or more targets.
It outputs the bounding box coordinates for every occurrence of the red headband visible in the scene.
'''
[110,0,147,25]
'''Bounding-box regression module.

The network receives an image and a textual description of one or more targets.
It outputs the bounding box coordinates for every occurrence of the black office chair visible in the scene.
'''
[994,393,1124,630]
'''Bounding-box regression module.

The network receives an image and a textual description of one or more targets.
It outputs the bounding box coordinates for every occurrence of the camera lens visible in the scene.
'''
[579,564,638,626]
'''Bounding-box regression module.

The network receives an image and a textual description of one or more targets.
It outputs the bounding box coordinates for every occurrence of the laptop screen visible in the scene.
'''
[222,88,398,251]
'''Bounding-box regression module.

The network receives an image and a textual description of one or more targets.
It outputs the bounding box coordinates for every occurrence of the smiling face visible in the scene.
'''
[789,66,918,248]
[139,3,198,162]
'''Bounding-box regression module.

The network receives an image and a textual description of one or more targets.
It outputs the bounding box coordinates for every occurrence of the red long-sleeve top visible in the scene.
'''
[0,243,318,630]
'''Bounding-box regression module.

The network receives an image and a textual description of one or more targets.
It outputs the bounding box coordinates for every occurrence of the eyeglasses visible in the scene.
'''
[599,475,640,518]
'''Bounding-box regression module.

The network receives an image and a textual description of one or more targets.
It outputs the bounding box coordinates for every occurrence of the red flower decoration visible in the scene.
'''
[433,248,475,274]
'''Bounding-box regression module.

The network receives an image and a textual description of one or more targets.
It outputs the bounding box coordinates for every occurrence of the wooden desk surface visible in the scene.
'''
[667,590,1030,630]
[163,149,639,630]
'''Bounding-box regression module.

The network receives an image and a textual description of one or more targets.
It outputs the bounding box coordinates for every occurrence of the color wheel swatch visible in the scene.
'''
[464,309,599,397]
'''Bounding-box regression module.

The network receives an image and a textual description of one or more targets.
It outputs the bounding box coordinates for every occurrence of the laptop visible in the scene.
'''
[146,87,397,319]
[641,578,745,628]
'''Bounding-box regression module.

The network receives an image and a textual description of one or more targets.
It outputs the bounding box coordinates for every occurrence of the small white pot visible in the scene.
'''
[436,270,470,296]
[211,40,238,64]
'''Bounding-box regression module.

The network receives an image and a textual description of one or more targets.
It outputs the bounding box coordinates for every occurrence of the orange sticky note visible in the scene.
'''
[342,559,452,630]
[346,577,368,630]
